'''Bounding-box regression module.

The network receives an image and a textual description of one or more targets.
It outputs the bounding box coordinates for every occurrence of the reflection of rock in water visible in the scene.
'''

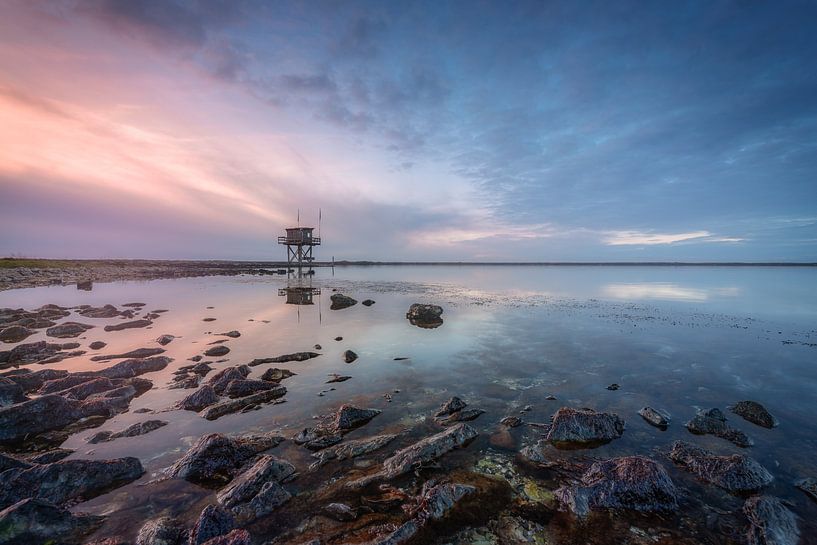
[406,303,444,328]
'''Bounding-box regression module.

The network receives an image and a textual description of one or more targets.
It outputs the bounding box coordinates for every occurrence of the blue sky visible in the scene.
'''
[1,0,815,261]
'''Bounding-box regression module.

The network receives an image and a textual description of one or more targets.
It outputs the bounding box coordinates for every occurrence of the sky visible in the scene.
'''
[0,0,816,262]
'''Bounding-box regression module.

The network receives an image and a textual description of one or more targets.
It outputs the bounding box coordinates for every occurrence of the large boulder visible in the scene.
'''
[555,456,678,516]
[669,441,773,493]
[686,407,753,447]
[546,407,625,448]
[166,432,284,486]
[0,498,104,545]
[406,303,444,328]
[743,496,799,545]
[135,516,186,545]
[217,455,295,509]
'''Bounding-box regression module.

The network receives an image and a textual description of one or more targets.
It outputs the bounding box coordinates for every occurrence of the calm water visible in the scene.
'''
[1,265,816,543]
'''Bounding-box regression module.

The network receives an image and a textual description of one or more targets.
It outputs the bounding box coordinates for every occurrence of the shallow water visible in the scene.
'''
[1,265,816,543]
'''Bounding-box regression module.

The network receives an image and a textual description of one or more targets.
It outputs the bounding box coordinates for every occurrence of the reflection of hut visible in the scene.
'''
[278,287,321,305]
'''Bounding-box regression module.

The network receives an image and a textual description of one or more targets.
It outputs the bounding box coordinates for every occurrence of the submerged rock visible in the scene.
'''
[406,303,444,328]
[795,477,817,502]
[330,294,357,310]
[135,516,187,545]
[87,420,168,444]
[743,496,799,545]
[669,440,773,493]
[0,498,104,545]
[104,319,152,332]
[46,321,95,338]
[546,407,625,448]
[349,423,478,488]
[177,385,220,412]
[639,406,671,428]
[343,349,358,363]
[0,457,144,509]
[686,407,753,447]
[166,432,284,485]
[731,401,778,429]
[555,456,678,516]
[249,352,320,366]
[205,345,231,357]
[190,504,235,545]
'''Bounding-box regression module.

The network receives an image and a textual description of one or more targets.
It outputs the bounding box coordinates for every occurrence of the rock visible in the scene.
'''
[207,366,251,394]
[200,386,287,420]
[217,455,295,507]
[325,502,357,521]
[500,416,523,427]
[79,305,121,318]
[220,331,241,338]
[3,341,85,366]
[0,377,26,406]
[349,423,478,488]
[169,375,200,389]
[795,477,817,502]
[314,344,322,350]
[177,385,219,412]
[89,341,107,350]
[46,321,95,338]
[343,349,358,363]
[743,496,799,545]
[406,303,444,328]
[189,355,203,362]
[546,407,625,448]
[190,504,235,545]
[224,379,276,398]
[136,516,187,545]
[326,374,351,383]
[639,407,671,428]
[192,362,213,376]
[93,356,172,379]
[330,294,357,310]
[122,302,146,308]
[248,352,320,366]
[1,368,68,393]
[334,336,343,341]
[0,325,35,343]
[0,457,144,509]
[0,498,104,545]
[205,345,230,357]
[0,452,31,472]
[669,440,773,493]
[156,334,176,346]
[166,432,284,485]
[437,408,485,425]
[203,317,217,322]
[38,374,96,394]
[686,407,753,447]
[555,456,678,516]
[328,405,381,432]
[87,420,167,443]
[90,347,166,361]
[606,383,620,391]
[302,433,343,451]
[234,481,291,521]
[104,319,152,332]
[199,529,250,545]
[361,299,375,306]
[309,433,398,470]
[259,368,295,382]
[26,449,74,464]
[56,377,118,400]
[731,401,778,429]
[434,396,468,417]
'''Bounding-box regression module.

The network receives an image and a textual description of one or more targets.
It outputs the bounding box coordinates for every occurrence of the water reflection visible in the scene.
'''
[602,282,711,302]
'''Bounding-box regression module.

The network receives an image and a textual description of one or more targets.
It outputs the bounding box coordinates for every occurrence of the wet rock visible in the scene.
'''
[435,396,467,417]
[0,457,144,509]
[259,368,295,382]
[329,404,381,432]
[200,529,250,545]
[136,516,187,545]
[177,385,219,412]
[26,448,74,464]
[639,407,671,429]
[500,416,523,428]
[1,368,68,393]
[546,407,625,448]
[56,377,118,399]
[3,340,85,366]
[207,366,251,394]
[190,504,235,545]
[166,432,285,485]
[330,294,357,310]
[349,423,478,488]
[361,299,376,307]
[0,325,35,343]
[555,456,678,516]
[169,375,200,389]
[224,379,276,398]
[326,374,351,383]
[406,303,444,328]
[303,433,343,451]
[743,496,799,545]
[46,321,95,338]
[0,452,31,472]
[220,331,241,338]
[205,345,230,357]
[216,455,295,521]
[89,341,107,350]
[325,502,357,521]
[93,356,172,379]
[606,383,620,391]
[686,407,753,447]
[309,433,398,470]
[437,408,485,425]
[335,336,343,341]
[91,347,166,361]
[201,386,287,420]
[189,355,203,362]
[0,377,26,406]
[731,401,778,429]
[314,344,322,350]
[122,302,146,308]
[192,362,213,376]
[79,305,121,318]
[343,349,358,363]
[249,352,320,366]
[87,420,168,444]
[795,477,817,502]
[669,440,773,493]
[104,319,152,332]
[156,334,176,346]
[39,374,96,394]
[0,498,104,545]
